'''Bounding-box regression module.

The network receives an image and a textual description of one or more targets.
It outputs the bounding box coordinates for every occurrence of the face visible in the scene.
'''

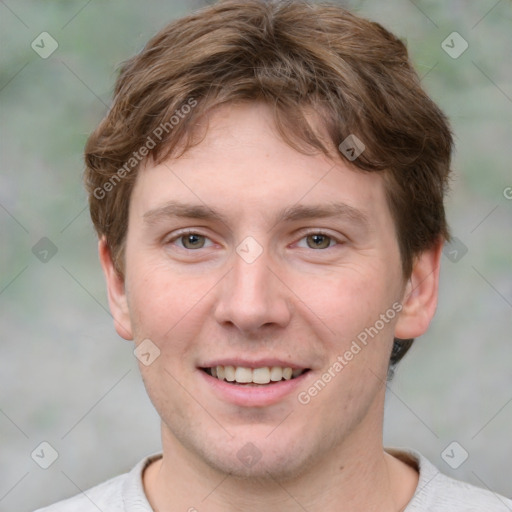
[101,102,439,481]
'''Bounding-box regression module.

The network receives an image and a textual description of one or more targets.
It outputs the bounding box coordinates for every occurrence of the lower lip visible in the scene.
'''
[198,369,311,407]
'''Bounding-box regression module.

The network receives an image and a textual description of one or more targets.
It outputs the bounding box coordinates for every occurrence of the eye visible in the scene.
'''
[165,230,342,251]
[296,231,341,250]
[167,230,214,250]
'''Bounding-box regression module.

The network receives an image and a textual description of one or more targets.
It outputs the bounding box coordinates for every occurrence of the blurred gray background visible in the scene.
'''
[1,1,511,510]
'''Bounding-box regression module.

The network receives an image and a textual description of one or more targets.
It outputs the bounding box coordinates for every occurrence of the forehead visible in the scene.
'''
[129,102,390,230]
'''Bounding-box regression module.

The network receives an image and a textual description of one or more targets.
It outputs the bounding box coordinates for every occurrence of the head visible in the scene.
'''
[85,0,452,480]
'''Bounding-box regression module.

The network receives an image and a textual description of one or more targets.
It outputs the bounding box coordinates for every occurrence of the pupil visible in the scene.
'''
[184,234,203,249]
[309,234,330,249]
[182,234,330,250]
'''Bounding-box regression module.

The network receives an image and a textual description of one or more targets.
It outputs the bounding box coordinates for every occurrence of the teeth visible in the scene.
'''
[208,365,304,384]
[234,367,253,383]
[224,365,235,382]
[270,366,283,381]
[252,367,270,384]
[283,367,293,380]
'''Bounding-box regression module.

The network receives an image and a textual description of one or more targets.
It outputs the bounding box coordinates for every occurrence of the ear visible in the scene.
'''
[98,237,133,340]
[394,238,443,339]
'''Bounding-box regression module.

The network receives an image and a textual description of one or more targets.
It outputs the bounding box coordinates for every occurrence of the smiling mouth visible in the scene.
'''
[201,366,310,385]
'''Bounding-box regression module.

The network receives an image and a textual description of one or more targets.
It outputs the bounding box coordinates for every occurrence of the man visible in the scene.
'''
[36,0,512,510]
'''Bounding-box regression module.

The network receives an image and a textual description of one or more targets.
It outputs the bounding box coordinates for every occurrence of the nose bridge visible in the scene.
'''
[214,238,291,332]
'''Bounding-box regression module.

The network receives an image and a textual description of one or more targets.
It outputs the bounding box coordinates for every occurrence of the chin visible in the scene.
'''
[207,446,313,482]
[187,427,320,483]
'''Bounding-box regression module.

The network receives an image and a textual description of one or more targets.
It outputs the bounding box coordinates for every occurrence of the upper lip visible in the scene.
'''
[200,358,309,370]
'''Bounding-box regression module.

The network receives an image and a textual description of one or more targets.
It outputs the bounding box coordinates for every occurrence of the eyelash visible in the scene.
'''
[165,229,343,251]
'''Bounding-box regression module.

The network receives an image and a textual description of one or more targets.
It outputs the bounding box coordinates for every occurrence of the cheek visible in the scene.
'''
[307,263,402,340]
[125,259,208,342]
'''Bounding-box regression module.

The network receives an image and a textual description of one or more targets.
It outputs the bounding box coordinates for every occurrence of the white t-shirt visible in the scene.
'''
[34,449,512,511]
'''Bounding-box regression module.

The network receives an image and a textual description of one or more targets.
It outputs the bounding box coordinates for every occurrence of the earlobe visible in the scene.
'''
[394,238,443,340]
[98,237,133,340]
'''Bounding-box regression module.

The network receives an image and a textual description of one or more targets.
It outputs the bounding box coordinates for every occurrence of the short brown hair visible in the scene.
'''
[84,0,453,368]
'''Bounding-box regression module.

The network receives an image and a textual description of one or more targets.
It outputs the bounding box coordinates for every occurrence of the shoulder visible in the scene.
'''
[418,470,512,511]
[33,453,162,512]
[387,448,512,512]
[33,473,126,512]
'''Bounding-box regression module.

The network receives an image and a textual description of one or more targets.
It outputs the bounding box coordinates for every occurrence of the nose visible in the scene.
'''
[213,243,292,334]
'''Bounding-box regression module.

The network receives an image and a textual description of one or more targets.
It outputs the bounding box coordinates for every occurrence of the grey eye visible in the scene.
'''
[304,233,335,249]
[179,233,207,249]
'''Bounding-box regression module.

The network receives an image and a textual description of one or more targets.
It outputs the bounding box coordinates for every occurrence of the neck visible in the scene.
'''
[143,414,418,511]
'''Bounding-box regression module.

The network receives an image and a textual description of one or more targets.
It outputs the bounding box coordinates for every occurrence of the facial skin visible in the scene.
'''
[100,102,442,511]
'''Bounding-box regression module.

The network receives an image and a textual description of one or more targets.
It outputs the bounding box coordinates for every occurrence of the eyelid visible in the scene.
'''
[293,229,345,248]
[165,228,345,250]
[165,229,215,249]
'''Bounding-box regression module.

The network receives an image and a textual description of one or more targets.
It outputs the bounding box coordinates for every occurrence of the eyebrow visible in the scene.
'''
[142,200,369,228]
